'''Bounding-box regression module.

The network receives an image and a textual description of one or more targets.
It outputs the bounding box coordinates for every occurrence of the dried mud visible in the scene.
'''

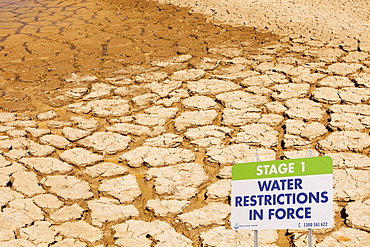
[0,0,369,246]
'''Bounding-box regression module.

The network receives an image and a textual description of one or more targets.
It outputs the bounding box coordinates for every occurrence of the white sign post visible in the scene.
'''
[231,156,333,244]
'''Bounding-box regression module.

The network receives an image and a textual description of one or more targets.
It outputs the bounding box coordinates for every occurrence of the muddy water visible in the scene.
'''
[0,0,278,113]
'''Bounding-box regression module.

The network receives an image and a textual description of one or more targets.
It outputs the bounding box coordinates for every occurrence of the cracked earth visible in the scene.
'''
[0,0,369,246]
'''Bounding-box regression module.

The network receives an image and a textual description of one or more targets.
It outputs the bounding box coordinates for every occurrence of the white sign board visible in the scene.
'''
[231,156,333,230]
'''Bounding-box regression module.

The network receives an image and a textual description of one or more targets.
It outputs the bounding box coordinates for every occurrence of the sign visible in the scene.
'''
[231,156,333,230]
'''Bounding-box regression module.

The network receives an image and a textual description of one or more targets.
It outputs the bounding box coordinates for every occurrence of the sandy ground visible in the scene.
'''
[0,0,369,246]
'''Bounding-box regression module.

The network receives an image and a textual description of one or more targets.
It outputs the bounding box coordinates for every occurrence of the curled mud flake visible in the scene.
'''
[316,227,370,246]
[285,98,325,121]
[211,66,259,80]
[258,114,284,127]
[12,170,45,196]
[27,142,55,157]
[326,152,370,169]
[146,163,207,200]
[329,113,370,131]
[105,75,133,86]
[283,134,311,149]
[32,194,63,210]
[342,52,370,62]
[132,93,160,107]
[39,134,70,149]
[325,63,363,76]
[9,198,44,221]
[242,73,288,87]
[60,148,103,166]
[272,83,310,100]
[292,72,326,84]
[69,99,130,117]
[318,131,370,152]
[107,123,151,136]
[25,128,51,138]
[135,71,168,83]
[182,96,218,110]
[172,54,192,63]
[333,169,370,201]
[265,102,287,114]
[77,131,130,154]
[171,69,205,81]
[82,83,116,100]
[52,221,103,243]
[0,173,9,186]
[222,108,261,127]
[36,110,59,121]
[70,116,100,131]
[146,199,190,217]
[305,48,344,63]
[318,76,354,88]
[191,137,224,149]
[178,202,230,228]
[145,79,181,97]
[89,99,131,118]
[7,129,27,138]
[62,127,91,141]
[245,85,273,96]
[113,219,192,247]
[338,87,370,104]
[19,221,57,246]
[98,174,141,204]
[6,120,37,128]
[82,162,128,177]
[0,187,24,208]
[134,106,178,126]
[206,144,275,165]
[144,133,183,148]
[312,87,341,104]
[216,90,268,109]
[50,203,84,223]
[233,124,279,148]
[208,46,242,58]
[206,179,231,201]
[174,110,218,131]
[120,146,195,168]
[0,208,34,233]
[354,72,370,88]
[88,197,139,226]
[64,73,98,83]
[20,157,72,174]
[0,113,17,123]
[285,120,327,140]
[47,120,73,129]
[184,125,233,140]
[346,199,370,231]
[3,149,27,160]
[67,102,93,114]
[218,166,232,179]
[329,104,370,115]
[42,175,93,200]
[187,79,241,95]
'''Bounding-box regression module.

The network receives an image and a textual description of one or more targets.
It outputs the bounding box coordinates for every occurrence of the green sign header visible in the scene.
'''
[232,156,333,180]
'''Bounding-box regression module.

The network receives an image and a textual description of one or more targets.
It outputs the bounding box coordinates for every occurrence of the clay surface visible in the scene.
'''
[0,0,369,246]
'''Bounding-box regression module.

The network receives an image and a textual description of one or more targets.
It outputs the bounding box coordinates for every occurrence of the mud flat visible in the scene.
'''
[154,0,370,45]
[0,0,369,246]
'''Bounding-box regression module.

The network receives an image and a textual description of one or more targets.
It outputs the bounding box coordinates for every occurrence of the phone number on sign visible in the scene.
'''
[298,222,328,228]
